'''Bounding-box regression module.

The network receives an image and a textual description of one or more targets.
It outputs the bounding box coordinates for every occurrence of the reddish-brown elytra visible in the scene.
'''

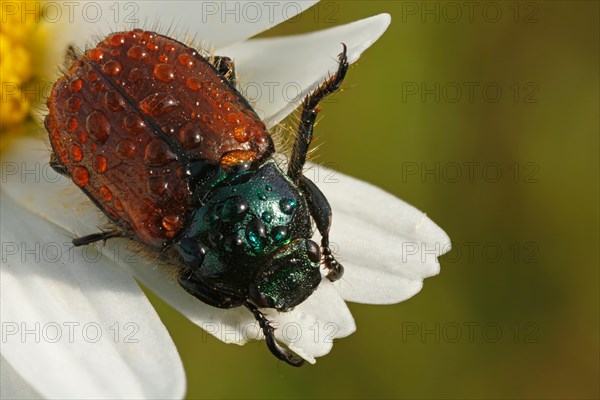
[46,29,273,248]
[45,29,350,366]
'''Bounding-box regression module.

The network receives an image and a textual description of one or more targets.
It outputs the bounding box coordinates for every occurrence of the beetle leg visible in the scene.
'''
[65,45,79,64]
[299,176,344,282]
[245,302,305,367]
[212,56,236,86]
[49,153,69,177]
[72,230,122,247]
[287,44,349,183]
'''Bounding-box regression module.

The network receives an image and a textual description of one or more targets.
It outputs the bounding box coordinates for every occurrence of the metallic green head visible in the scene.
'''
[248,238,322,311]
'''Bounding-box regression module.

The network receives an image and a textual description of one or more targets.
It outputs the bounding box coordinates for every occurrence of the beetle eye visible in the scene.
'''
[306,240,321,263]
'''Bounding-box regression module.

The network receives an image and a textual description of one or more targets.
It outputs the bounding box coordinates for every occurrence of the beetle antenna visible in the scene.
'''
[244,302,305,367]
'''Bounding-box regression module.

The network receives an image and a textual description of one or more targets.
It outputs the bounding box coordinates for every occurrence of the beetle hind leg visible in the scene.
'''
[49,153,69,177]
[245,302,305,367]
[72,230,122,247]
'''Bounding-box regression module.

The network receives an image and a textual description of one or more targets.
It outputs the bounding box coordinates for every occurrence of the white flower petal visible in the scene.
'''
[220,13,391,126]
[269,279,355,363]
[0,193,185,399]
[43,0,318,79]
[0,356,42,400]
[306,163,451,304]
[99,244,355,363]
[103,241,356,363]
[1,140,354,362]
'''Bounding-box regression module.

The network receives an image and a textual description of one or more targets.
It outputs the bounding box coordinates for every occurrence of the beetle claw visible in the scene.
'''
[245,302,305,367]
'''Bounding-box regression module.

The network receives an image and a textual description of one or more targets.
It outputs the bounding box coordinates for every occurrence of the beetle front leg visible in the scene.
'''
[245,302,305,367]
[299,176,344,282]
[287,44,348,183]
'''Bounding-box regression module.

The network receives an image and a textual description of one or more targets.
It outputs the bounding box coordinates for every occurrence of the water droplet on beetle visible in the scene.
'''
[144,139,176,166]
[85,110,110,143]
[221,196,249,222]
[279,198,297,215]
[153,64,175,82]
[72,166,89,187]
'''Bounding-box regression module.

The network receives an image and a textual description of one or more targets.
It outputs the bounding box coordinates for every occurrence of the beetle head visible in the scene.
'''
[248,238,322,311]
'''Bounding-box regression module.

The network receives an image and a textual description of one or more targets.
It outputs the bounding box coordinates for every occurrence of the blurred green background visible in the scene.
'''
[1,1,597,398]
[140,1,599,399]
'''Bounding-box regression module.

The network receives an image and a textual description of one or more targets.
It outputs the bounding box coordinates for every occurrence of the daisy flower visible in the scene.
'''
[0,1,450,398]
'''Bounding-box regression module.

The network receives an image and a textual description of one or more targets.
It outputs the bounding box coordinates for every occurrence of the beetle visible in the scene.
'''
[45,29,348,366]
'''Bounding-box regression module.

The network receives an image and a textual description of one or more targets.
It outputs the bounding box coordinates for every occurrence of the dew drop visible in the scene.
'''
[179,123,203,149]
[77,132,87,144]
[246,217,267,251]
[108,34,125,47]
[177,53,195,68]
[140,93,179,117]
[261,211,272,223]
[271,226,289,245]
[116,139,136,159]
[66,96,81,112]
[85,110,110,143]
[110,49,120,57]
[127,45,147,60]
[153,64,175,82]
[224,235,243,252]
[87,48,104,61]
[221,196,249,222]
[158,54,168,63]
[122,113,146,134]
[69,79,82,93]
[72,166,89,187]
[227,113,241,125]
[186,77,202,91]
[127,30,139,39]
[94,155,107,174]
[128,68,145,83]
[104,90,125,111]
[207,231,223,247]
[279,198,297,215]
[146,42,158,51]
[67,116,78,132]
[91,81,104,92]
[164,44,176,52]
[87,70,98,81]
[100,186,113,201]
[70,145,82,162]
[102,60,121,76]
[257,190,267,201]
[144,139,176,166]
[114,199,123,211]
[203,208,220,225]
[147,177,168,195]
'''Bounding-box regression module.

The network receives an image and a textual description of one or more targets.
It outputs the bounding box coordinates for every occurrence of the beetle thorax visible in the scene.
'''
[177,161,313,291]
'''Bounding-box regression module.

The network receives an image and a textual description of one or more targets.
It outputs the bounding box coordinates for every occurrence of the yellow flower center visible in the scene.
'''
[0,1,43,135]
